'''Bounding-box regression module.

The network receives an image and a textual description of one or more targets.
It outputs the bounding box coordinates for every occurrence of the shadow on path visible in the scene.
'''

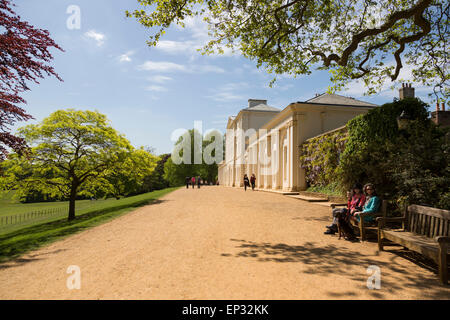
[0,199,168,267]
[223,239,450,299]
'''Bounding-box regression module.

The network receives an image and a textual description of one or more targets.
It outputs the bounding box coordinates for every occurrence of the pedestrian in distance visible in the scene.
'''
[191,176,196,189]
[243,174,250,191]
[197,176,201,189]
[185,176,190,189]
[250,174,256,191]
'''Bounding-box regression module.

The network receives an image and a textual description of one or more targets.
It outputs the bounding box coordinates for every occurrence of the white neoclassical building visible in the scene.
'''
[218,94,377,191]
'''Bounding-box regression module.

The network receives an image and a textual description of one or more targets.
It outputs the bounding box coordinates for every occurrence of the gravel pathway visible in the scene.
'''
[0,186,449,299]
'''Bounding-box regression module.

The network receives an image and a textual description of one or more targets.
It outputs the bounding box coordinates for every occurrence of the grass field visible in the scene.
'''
[0,187,179,263]
[0,191,121,217]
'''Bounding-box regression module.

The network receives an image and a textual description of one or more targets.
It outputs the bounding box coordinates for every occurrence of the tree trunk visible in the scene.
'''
[68,184,78,221]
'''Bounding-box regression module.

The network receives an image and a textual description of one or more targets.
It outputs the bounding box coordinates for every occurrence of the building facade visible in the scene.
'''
[218,94,378,191]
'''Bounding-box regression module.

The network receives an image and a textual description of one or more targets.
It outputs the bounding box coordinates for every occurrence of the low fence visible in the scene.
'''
[0,207,66,227]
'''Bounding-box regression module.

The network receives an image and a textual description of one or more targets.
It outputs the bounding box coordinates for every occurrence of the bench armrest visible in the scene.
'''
[435,236,450,244]
[359,211,381,217]
[331,203,347,209]
[376,216,406,228]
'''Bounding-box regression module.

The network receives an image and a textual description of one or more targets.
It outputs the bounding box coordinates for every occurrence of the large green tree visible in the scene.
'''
[141,153,171,192]
[127,0,449,101]
[101,147,159,199]
[164,129,223,185]
[2,109,133,220]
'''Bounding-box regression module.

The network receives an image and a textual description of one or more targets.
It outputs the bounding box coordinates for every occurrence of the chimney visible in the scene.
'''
[399,83,415,100]
[436,103,440,112]
[248,99,267,108]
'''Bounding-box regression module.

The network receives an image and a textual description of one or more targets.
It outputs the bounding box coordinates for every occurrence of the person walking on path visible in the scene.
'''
[185,177,191,189]
[243,174,250,192]
[191,176,196,189]
[197,176,201,189]
[250,174,256,191]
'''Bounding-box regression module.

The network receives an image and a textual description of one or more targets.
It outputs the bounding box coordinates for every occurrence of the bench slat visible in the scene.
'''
[410,212,417,233]
[420,214,426,235]
[415,213,421,234]
[433,217,439,238]
[444,220,450,237]
[407,213,415,231]
[381,230,446,264]
[409,204,450,220]
[439,217,444,236]
[427,215,432,237]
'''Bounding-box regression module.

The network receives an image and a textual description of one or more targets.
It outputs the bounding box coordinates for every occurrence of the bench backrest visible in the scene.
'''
[380,200,388,218]
[405,205,450,238]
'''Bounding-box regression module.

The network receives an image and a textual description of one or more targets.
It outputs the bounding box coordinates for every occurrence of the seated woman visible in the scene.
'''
[351,183,381,224]
[325,183,366,235]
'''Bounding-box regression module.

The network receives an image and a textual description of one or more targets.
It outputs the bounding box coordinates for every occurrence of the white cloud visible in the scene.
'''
[156,39,235,58]
[139,61,187,72]
[196,65,225,73]
[118,51,135,62]
[145,85,168,92]
[138,60,225,74]
[179,16,210,39]
[207,92,245,102]
[161,15,236,58]
[156,40,200,54]
[84,30,106,47]
[147,75,173,84]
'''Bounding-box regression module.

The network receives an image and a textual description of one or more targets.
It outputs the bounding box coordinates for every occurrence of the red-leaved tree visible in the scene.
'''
[0,0,63,160]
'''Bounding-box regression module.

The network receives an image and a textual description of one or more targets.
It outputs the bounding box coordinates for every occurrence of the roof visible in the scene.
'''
[243,103,281,112]
[303,93,377,107]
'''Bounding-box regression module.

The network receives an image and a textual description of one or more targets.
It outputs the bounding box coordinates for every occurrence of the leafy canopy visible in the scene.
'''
[0,109,134,219]
[0,0,63,159]
[127,0,449,102]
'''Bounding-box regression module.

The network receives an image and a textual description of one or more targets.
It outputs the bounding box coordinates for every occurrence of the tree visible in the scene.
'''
[163,129,223,185]
[338,97,429,191]
[0,0,63,160]
[384,120,449,209]
[127,0,449,102]
[141,153,171,192]
[103,147,159,199]
[2,109,133,220]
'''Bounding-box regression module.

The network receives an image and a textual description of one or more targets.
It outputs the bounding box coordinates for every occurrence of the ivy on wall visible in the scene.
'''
[299,127,348,189]
[299,97,450,210]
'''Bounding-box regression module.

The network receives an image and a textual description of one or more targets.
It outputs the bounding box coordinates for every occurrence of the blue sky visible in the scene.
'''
[13,0,433,155]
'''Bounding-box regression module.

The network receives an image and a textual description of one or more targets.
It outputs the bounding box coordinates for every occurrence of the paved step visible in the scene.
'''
[254,188,299,195]
[286,195,329,202]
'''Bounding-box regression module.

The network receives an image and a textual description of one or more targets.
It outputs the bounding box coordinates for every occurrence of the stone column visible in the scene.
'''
[294,114,306,191]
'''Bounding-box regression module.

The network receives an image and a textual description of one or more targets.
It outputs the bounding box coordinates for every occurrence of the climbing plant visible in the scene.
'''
[338,97,430,194]
[299,127,348,189]
[300,97,449,210]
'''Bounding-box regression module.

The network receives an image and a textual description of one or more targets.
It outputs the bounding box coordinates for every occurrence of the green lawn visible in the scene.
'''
[0,191,121,217]
[0,187,179,263]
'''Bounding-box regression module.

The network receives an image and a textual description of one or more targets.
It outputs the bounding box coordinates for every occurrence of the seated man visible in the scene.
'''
[351,183,381,225]
[325,183,366,235]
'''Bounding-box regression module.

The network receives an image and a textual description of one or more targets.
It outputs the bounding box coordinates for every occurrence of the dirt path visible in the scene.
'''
[0,186,449,299]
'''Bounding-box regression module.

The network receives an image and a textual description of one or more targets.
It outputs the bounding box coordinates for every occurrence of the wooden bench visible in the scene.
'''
[332,200,387,241]
[377,204,450,285]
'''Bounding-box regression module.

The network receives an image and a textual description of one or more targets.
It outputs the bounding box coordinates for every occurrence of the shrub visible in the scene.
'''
[299,127,347,189]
